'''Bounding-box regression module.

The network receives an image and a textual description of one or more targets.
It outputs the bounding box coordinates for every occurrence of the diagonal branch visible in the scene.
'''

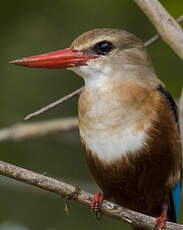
[0,160,182,230]
[134,0,183,60]
[24,87,84,120]
[144,15,183,47]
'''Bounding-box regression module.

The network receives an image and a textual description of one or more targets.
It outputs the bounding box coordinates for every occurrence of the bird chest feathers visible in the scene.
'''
[78,81,154,163]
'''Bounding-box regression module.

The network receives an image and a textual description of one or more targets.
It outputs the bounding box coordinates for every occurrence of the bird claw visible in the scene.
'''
[155,213,167,230]
[91,192,104,220]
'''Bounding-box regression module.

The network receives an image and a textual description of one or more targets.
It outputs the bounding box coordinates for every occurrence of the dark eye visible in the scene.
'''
[93,41,114,55]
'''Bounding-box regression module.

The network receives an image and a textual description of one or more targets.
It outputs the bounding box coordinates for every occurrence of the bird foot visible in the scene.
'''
[155,204,168,230]
[91,192,104,220]
[155,213,167,230]
[91,192,104,212]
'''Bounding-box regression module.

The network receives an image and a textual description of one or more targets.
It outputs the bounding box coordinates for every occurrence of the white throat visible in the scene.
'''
[70,65,112,88]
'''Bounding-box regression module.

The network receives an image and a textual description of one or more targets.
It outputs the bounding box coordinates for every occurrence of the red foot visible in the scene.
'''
[91,192,104,212]
[156,213,167,230]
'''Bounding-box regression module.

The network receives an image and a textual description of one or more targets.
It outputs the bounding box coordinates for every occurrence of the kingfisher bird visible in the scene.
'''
[11,29,182,230]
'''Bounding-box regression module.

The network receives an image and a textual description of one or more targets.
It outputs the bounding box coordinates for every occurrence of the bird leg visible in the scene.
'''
[91,192,106,220]
[155,204,168,230]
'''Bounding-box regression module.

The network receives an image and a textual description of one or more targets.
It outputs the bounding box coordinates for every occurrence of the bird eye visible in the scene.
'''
[93,41,114,55]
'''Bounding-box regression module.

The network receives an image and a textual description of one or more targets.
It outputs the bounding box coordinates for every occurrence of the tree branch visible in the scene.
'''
[0,117,78,143]
[134,0,183,60]
[0,160,182,230]
[144,15,183,47]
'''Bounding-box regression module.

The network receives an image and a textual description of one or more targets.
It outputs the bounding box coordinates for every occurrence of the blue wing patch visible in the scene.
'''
[172,181,181,221]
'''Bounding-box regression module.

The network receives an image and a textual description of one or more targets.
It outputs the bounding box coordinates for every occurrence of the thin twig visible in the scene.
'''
[24,15,183,121]
[0,160,182,230]
[144,34,159,48]
[0,117,78,143]
[134,0,183,60]
[24,87,84,120]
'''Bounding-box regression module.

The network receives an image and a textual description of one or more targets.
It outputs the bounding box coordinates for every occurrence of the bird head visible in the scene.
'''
[10,29,158,87]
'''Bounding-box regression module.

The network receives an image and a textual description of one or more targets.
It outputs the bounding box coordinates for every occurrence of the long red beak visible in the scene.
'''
[10,48,96,69]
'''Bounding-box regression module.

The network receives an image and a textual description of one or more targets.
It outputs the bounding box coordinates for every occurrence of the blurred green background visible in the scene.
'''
[0,0,183,229]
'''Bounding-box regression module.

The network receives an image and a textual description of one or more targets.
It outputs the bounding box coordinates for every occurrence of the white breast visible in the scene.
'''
[80,126,148,163]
